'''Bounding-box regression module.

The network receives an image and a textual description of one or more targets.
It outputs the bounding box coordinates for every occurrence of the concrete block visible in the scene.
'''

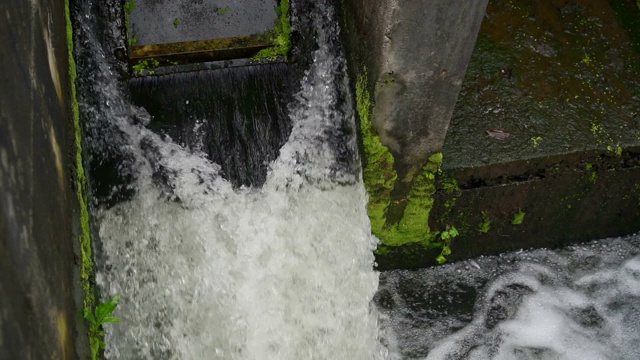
[127,0,284,66]
[373,0,640,269]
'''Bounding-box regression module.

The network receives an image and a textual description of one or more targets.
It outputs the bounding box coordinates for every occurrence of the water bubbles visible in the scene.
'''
[377,235,640,359]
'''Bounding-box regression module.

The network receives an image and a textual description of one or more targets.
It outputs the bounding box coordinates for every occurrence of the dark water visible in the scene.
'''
[129,64,294,188]
[377,235,640,359]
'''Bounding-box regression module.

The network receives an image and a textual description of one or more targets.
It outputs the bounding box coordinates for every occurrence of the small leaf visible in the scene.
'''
[83,308,97,325]
[96,295,120,323]
[449,226,459,237]
[441,231,450,240]
[441,245,452,256]
[102,316,120,324]
[436,254,447,264]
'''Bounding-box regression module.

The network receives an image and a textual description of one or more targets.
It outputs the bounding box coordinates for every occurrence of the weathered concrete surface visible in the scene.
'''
[128,0,280,64]
[129,0,278,45]
[0,0,87,358]
[374,0,640,270]
[342,0,488,171]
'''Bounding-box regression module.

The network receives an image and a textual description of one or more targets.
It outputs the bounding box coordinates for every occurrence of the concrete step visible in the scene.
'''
[125,0,287,71]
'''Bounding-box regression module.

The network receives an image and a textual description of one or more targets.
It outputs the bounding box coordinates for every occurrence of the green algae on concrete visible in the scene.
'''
[356,68,446,256]
[253,0,291,60]
[65,0,95,311]
[66,1,99,356]
[356,69,397,236]
[371,154,444,252]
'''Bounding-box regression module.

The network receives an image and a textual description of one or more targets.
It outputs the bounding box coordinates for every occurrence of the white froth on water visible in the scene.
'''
[378,239,640,360]
[93,4,386,359]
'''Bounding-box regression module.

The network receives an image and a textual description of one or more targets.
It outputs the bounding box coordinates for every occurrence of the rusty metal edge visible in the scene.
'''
[130,33,275,65]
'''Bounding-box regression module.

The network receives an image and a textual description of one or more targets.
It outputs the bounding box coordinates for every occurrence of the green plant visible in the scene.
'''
[124,1,135,15]
[442,178,460,194]
[512,209,525,225]
[607,144,622,157]
[590,122,603,136]
[218,5,231,15]
[585,163,598,183]
[173,18,180,28]
[124,1,136,46]
[479,211,491,233]
[253,0,291,60]
[83,295,120,360]
[436,226,458,264]
[530,136,543,148]
[132,58,160,75]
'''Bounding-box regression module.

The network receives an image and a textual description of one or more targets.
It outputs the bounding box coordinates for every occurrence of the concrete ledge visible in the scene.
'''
[130,34,274,68]
[376,147,640,270]
[127,0,286,66]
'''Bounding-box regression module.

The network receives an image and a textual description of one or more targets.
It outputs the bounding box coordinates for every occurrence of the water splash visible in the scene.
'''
[74,0,387,358]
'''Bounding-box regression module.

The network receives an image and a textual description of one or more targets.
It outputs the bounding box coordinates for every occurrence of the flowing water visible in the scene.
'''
[376,236,640,360]
[72,0,640,359]
[75,1,384,359]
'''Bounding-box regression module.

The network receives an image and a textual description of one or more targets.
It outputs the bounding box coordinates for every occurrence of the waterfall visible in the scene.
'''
[73,0,387,358]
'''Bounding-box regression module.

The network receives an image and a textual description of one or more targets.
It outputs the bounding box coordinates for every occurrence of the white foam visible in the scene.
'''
[93,3,386,359]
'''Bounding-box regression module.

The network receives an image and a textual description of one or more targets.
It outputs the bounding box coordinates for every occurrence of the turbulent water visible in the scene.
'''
[75,1,385,359]
[377,236,640,360]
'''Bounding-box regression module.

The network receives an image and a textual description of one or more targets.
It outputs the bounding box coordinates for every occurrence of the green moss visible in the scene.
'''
[252,0,291,60]
[218,5,231,15]
[124,1,136,46]
[132,58,160,76]
[479,211,491,233]
[442,177,460,194]
[66,0,97,353]
[356,68,398,235]
[512,209,526,225]
[356,68,444,254]
[370,153,443,248]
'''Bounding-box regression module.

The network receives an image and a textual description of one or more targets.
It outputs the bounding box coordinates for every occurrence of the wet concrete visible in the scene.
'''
[443,0,640,170]
[341,0,488,171]
[0,0,87,358]
[128,0,280,64]
[129,0,278,45]
[375,0,640,270]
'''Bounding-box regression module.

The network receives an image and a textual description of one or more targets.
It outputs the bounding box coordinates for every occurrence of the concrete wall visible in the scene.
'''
[342,0,640,269]
[0,0,85,358]
[342,0,488,173]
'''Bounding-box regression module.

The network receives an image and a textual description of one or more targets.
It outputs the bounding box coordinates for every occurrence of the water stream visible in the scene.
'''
[72,0,640,359]
[75,0,384,358]
[376,236,640,359]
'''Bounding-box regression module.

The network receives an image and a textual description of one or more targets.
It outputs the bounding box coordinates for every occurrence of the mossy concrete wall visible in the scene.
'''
[342,0,487,170]
[343,0,640,269]
[0,0,89,358]
[340,0,488,261]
